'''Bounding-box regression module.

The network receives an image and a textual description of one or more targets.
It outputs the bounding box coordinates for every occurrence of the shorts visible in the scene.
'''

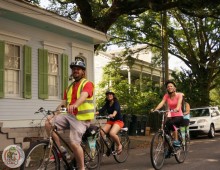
[53,114,91,144]
[106,120,124,128]
[165,116,183,131]
[182,119,190,126]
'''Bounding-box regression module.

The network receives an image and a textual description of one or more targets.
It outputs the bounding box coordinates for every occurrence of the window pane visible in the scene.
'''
[48,53,59,98]
[5,70,19,95]
[4,43,20,97]
[48,53,58,74]
[48,75,58,96]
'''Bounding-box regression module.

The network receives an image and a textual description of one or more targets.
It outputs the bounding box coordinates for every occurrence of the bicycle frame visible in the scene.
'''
[50,122,101,169]
[95,115,130,162]
[21,108,100,170]
[156,111,175,154]
[95,116,116,156]
[150,110,187,170]
[51,129,73,169]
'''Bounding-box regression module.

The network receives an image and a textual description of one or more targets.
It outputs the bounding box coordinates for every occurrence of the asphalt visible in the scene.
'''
[129,135,152,149]
[0,135,152,170]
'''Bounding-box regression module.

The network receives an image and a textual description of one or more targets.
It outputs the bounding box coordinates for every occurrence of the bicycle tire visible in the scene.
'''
[150,132,165,170]
[175,131,187,163]
[84,140,101,169]
[98,136,106,163]
[185,131,190,152]
[113,132,130,163]
[20,140,60,170]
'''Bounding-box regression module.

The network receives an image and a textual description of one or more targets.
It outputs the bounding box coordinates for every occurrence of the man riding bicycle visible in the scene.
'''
[152,80,184,147]
[45,60,94,170]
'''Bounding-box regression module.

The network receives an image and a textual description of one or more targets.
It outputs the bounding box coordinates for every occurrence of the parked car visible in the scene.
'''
[189,107,220,138]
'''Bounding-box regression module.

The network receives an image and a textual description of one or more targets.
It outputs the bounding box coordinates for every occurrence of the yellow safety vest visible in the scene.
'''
[66,78,94,120]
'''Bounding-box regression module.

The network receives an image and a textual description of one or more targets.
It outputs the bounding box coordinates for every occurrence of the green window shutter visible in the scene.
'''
[0,41,5,98]
[61,54,68,98]
[38,49,48,99]
[23,45,32,99]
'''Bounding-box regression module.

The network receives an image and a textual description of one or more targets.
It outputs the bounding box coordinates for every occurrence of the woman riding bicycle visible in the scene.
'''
[152,80,184,147]
[96,90,124,154]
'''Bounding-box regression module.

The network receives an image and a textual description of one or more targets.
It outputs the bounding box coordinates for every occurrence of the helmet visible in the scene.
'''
[165,80,176,87]
[105,90,115,95]
[70,60,86,70]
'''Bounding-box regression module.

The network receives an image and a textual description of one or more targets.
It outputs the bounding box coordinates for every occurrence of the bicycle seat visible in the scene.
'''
[121,127,128,132]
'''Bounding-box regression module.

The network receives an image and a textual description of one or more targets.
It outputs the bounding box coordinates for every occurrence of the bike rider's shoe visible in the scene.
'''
[173,140,181,147]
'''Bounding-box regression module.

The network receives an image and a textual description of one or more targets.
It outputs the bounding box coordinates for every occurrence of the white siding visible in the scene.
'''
[0,17,94,123]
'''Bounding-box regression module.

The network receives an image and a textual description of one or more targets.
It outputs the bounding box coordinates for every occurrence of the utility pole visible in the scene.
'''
[161,0,169,86]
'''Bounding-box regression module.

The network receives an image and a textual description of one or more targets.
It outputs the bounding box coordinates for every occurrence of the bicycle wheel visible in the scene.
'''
[185,130,190,152]
[84,140,101,169]
[20,140,60,170]
[175,131,187,163]
[150,132,165,170]
[113,132,130,163]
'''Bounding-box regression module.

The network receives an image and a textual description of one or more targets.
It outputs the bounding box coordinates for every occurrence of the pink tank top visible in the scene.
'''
[163,93,183,117]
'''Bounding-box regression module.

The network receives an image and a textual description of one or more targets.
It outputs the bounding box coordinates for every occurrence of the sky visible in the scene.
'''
[39,0,188,71]
[40,0,50,8]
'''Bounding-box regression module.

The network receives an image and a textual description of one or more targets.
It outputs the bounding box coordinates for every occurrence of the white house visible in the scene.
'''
[0,0,106,150]
[95,45,173,91]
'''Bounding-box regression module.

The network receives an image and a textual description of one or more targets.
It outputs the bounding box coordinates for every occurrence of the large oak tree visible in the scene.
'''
[25,0,220,106]
[26,0,220,33]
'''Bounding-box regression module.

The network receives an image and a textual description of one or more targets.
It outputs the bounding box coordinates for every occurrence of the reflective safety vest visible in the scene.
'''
[66,78,94,120]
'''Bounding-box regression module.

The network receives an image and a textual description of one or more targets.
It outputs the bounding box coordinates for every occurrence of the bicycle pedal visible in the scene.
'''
[112,151,117,155]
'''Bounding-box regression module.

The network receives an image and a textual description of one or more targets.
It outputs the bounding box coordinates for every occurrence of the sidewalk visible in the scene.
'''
[129,134,153,149]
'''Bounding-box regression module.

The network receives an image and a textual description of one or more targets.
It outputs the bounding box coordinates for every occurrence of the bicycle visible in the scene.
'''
[150,110,188,170]
[180,124,190,152]
[20,107,101,170]
[95,115,130,163]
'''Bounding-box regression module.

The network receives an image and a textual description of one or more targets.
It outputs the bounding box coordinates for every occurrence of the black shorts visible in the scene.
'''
[182,119,189,126]
[165,116,184,131]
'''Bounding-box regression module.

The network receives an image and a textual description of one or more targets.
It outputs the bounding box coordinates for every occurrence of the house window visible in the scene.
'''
[48,52,59,98]
[38,47,68,100]
[4,43,21,97]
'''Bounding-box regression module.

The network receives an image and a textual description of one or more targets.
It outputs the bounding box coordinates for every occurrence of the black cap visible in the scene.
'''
[105,90,115,95]
[165,80,176,87]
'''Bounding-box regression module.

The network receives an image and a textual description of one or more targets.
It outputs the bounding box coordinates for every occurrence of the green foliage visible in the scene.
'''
[96,58,162,115]
[210,76,220,107]
[171,70,200,108]
[27,0,220,107]
[108,9,220,107]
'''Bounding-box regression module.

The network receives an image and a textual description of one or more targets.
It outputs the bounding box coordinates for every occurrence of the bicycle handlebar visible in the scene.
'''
[95,115,111,120]
[152,110,169,114]
[34,107,57,115]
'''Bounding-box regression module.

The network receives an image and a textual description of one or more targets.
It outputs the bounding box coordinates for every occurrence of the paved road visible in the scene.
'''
[101,133,220,170]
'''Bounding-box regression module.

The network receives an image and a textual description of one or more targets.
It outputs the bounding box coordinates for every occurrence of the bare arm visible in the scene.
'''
[56,100,66,110]
[52,100,66,115]
[184,102,190,115]
[68,91,89,113]
[109,110,117,118]
[153,99,166,111]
